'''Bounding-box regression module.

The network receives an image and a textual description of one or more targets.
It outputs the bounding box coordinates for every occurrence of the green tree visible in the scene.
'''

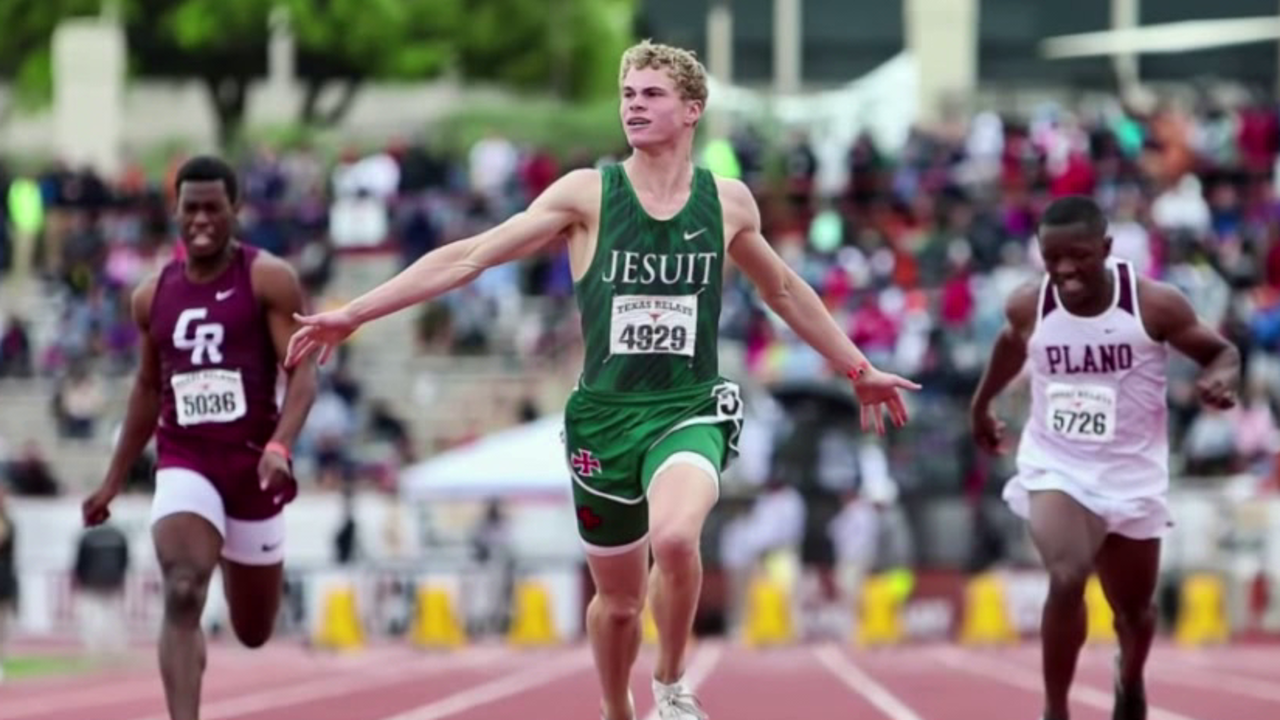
[128,0,462,147]
[281,0,459,126]
[456,0,634,101]
[0,0,103,111]
[2,0,633,149]
[127,0,272,149]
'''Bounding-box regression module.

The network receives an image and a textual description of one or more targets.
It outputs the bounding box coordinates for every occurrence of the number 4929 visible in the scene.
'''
[619,323,688,352]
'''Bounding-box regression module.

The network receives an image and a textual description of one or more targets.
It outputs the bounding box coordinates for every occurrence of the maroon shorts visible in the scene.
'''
[155,433,297,521]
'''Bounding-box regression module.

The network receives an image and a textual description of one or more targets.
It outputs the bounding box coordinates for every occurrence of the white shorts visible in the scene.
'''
[1002,470,1173,540]
[151,468,286,566]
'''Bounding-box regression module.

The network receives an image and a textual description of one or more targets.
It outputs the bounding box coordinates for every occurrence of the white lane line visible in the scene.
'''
[813,645,924,720]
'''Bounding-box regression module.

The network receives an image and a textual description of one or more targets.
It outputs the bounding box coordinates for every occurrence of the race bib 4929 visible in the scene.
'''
[609,294,698,357]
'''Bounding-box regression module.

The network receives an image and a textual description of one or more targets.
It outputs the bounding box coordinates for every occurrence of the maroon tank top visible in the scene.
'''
[151,243,280,461]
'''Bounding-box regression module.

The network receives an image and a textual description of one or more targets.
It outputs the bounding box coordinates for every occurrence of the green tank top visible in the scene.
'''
[575,163,725,394]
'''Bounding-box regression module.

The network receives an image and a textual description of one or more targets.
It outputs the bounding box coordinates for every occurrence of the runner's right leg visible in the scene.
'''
[151,469,226,720]
[1027,490,1108,720]
[153,513,222,720]
[586,543,648,720]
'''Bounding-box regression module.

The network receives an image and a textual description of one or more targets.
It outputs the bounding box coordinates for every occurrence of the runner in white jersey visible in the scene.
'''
[969,196,1239,720]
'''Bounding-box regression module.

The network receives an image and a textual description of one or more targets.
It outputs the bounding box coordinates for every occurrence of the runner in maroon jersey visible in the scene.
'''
[82,156,317,720]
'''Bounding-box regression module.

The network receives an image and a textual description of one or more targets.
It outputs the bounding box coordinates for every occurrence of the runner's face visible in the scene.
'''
[177,180,236,261]
[1038,223,1111,306]
[620,68,701,148]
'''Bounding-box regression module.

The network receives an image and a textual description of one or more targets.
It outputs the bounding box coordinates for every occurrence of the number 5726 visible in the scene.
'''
[1052,409,1106,436]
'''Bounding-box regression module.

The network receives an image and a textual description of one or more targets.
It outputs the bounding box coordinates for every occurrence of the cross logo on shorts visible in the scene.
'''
[571,448,601,477]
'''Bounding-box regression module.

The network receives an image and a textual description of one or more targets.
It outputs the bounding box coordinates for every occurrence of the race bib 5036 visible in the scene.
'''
[171,369,248,426]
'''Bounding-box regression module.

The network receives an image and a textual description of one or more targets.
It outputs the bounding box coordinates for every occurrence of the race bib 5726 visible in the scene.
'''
[171,369,248,427]
[1045,382,1116,443]
[609,294,697,357]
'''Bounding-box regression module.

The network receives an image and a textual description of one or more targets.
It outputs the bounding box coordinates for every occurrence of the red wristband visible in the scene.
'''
[846,361,871,382]
[265,441,291,460]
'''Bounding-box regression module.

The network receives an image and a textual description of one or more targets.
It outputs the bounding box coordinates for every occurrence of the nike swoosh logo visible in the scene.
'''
[216,289,235,301]
[683,228,707,240]
[261,540,282,552]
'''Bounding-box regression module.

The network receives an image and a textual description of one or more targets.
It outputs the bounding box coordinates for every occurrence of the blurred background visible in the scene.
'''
[1,0,1280,677]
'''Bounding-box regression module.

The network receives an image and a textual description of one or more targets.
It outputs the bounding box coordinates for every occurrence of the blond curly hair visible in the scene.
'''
[619,40,708,105]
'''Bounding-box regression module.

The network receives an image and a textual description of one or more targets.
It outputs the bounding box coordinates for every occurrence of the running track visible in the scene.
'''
[1,640,1274,719]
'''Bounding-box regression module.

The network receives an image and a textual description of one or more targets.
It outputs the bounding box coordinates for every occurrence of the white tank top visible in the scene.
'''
[1016,259,1170,498]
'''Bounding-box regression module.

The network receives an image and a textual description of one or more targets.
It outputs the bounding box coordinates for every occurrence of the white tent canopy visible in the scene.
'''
[398,413,573,502]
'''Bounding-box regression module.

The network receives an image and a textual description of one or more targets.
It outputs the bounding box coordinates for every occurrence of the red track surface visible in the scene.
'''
[2,639,1274,719]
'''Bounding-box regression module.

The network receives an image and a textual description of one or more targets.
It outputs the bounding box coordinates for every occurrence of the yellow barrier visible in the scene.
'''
[959,572,1017,646]
[1085,575,1116,644]
[742,574,792,647]
[410,584,467,649]
[856,574,905,648]
[642,603,659,645]
[312,582,363,651]
[1175,573,1229,647]
[507,581,558,646]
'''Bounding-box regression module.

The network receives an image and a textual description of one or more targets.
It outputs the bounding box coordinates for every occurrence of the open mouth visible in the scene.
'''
[1059,278,1085,295]
[189,232,216,249]
[627,118,651,128]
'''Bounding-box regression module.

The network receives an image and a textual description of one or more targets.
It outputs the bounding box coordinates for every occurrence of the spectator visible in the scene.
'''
[54,360,106,440]
[467,499,513,637]
[0,486,15,682]
[72,523,130,659]
[7,442,58,497]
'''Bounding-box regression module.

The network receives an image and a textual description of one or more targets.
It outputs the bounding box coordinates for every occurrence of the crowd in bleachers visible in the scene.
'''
[2,95,1280,500]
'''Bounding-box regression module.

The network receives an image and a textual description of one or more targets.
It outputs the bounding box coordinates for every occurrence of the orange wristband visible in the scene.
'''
[265,441,291,460]
[846,361,871,382]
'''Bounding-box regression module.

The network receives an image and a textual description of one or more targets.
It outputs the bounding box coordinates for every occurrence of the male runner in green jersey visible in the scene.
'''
[285,41,920,720]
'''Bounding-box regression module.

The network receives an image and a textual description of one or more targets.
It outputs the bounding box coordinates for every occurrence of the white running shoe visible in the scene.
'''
[652,677,708,720]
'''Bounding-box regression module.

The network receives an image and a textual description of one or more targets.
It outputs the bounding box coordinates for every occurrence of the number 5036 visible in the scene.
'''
[183,392,237,416]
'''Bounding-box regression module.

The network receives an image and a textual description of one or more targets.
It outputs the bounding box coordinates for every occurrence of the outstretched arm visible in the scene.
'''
[1142,280,1240,409]
[969,282,1038,454]
[970,282,1038,412]
[723,180,919,433]
[255,257,318,448]
[84,279,162,525]
[104,281,164,487]
[254,255,318,495]
[286,169,596,367]
[346,169,592,324]
[724,182,866,376]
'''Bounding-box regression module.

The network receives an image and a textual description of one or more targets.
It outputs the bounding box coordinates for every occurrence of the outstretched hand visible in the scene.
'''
[851,366,922,435]
[285,306,359,369]
[1196,367,1238,411]
[970,407,1009,455]
[82,481,120,527]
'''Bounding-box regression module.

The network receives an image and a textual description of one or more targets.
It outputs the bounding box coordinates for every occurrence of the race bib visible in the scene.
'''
[171,369,248,427]
[1045,382,1116,443]
[609,294,697,357]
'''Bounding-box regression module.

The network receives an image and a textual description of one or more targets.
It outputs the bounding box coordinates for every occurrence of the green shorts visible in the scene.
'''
[563,378,744,554]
